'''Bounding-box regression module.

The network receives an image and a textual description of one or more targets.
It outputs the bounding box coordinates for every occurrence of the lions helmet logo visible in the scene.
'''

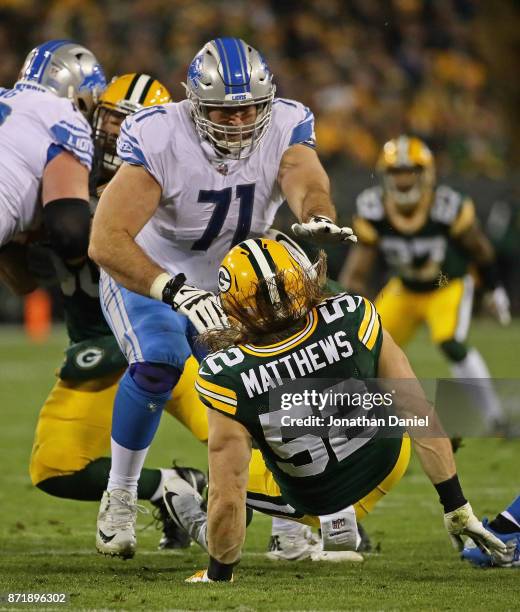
[218,266,232,293]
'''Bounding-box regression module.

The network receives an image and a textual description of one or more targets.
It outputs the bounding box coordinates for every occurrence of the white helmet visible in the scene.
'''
[184,37,276,160]
[18,39,106,119]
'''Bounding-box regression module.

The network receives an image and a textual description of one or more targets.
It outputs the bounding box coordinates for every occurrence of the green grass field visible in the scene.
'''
[0,321,519,611]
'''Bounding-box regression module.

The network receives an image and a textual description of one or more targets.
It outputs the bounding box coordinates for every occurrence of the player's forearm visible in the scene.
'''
[88,228,164,296]
[413,436,457,485]
[386,379,456,483]
[285,177,336,223]
[299,183,337,223]
[207,491,246,565]
[458,223,495,266]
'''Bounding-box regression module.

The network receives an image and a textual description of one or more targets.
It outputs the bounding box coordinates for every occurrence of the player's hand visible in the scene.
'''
[291,216,357,244]
[185,569,233,583]
[444,502,507,555]
[162,274,228,333]
[484,286,511,326]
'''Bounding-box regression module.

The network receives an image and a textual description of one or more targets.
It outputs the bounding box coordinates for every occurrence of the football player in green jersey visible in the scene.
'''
[340,136,510,432]
[161,237,506,582]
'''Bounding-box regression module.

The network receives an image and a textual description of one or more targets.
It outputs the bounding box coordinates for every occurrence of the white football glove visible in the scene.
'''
[185,569,233,583]
[160,273,228,333]
[291,215,357,244]
[444,502,508,555]
[484,286,511,326]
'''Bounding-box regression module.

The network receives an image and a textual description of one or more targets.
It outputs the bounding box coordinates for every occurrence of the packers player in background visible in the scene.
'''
[340,136,511,432]
[28,73,207,552]
[158,238,506,582]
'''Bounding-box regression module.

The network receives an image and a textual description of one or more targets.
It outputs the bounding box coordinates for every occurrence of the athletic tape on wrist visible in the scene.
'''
[149,272,173,301]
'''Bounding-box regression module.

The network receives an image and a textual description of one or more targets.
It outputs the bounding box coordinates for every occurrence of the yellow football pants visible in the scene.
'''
[246,435,411,525]
[375,276,474,346]
[29,356,209,485]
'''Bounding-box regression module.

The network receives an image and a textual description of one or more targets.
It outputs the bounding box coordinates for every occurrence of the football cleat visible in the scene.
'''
[153,467,207,550]
[96,489,147,559]
[267,525,364,562]
[266,525,319,561]
[162,471,209,551]
[185,569,234,583]
[310,548,364,563]
[461,519,520,568]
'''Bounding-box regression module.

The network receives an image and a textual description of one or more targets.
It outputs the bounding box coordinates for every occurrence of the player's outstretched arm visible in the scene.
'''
[377,329,507,556]
[278,144,356,244]
[89,163,165,295]
[188,408,251,582]
[455,210,510,325]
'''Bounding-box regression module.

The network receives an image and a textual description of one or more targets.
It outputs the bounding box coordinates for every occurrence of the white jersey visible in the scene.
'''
[117,98,315,291]
[0,82,93,247]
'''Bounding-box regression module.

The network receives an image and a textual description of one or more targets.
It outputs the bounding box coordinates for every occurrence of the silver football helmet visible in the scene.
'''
[184,37,276,160]
[18,40,106,119]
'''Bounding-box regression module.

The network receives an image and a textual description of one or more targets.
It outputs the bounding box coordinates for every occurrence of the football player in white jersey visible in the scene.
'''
[0,40,106,280]
[89,37,356,558]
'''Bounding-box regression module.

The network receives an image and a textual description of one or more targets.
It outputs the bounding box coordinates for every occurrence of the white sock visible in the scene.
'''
[149,468,177,503]
[272,517,303,535]
[450,348,503,425]
[107,438,149,497]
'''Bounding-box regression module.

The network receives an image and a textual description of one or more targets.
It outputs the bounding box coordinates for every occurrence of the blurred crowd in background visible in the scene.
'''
[0,0,518,177]
[0,0,519,320]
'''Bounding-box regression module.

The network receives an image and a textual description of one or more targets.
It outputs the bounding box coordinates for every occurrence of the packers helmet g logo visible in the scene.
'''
[218,266,232,293]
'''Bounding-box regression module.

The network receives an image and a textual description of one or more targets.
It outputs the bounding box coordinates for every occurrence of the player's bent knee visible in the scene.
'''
[135,323,192,371]
[439,339,468,363]
[129,362,181,394]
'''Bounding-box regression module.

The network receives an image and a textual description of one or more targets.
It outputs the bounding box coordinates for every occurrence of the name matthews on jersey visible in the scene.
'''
[240,330,354,399]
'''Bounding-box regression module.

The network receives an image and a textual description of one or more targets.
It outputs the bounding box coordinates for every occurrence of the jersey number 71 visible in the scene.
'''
[192,183,255,251]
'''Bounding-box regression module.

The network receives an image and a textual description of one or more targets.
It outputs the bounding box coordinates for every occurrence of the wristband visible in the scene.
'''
[150,272,173,301]
[161,273,187,305]
[434,474,467,513]
[311,215,333,223]
[207,556,235,581]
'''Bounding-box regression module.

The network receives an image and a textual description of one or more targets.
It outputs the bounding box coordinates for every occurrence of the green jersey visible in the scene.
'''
[354,185,476,292]
[28,244,126,382]
[196,292,403,516]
